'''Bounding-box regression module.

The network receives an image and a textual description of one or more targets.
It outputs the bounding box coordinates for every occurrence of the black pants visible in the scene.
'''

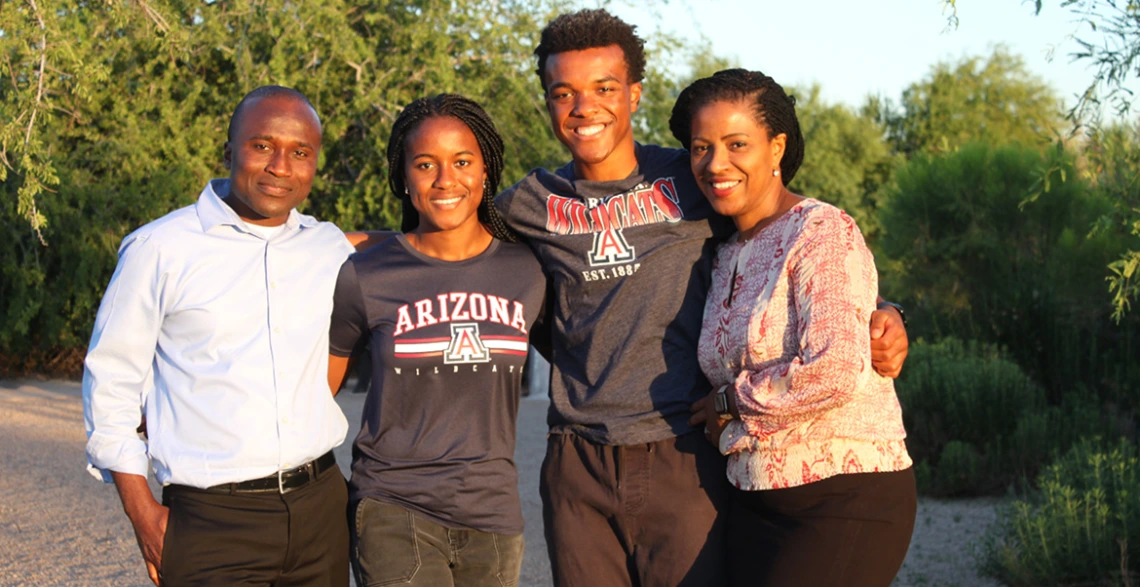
[727,468,916,587]
[160,464,350,586]
[540,431,729,587]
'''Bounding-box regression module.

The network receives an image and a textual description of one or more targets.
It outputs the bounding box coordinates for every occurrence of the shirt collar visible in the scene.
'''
[196,179,319,234]
[555,142,645,193]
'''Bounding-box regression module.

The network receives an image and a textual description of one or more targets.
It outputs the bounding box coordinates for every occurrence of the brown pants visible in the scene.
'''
[540,431,729,587]
[727,468,917,587]
[160,464,350,587]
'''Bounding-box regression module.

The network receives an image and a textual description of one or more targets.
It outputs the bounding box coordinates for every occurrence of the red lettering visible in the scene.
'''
[546,195,573,234]
[569,200,590,234]
[651,178,684,221]
[588,204,612,232]
[454,330,479,356]
[596,230,626,259]
[606,197,627,230]
[623,191,646,227]
[543,179,684,236]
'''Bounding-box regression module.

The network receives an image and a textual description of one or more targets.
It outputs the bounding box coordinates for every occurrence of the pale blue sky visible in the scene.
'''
[608,0,1135,119]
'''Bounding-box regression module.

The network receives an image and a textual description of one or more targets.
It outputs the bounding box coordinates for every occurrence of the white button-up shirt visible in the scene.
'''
[83,179,354,488]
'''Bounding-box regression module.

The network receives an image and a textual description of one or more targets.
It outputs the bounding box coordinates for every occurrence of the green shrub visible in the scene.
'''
[897,338,1111,495]
[983,439,1140,586]
[934,440,983,495]
[879,142,1140,414]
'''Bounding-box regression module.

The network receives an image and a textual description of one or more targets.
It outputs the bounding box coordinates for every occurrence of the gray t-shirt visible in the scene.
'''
[329,235,546,535]
[496,143,735,445]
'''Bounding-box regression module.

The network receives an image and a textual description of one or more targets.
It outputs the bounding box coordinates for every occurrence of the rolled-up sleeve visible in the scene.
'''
[82,235,165,482]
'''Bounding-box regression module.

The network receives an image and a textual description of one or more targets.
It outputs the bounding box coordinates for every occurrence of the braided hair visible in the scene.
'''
[668,69,805,185]
[386,93,517,242]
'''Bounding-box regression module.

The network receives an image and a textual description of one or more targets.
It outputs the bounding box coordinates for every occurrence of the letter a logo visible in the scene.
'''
[588,229,636,267]
[444,323,491,364]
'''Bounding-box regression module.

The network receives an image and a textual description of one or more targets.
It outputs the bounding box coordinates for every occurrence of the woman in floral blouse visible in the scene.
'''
[669,69,916,587]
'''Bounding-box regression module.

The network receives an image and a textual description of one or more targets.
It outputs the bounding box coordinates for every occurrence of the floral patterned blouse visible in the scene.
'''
[698,199,911,491]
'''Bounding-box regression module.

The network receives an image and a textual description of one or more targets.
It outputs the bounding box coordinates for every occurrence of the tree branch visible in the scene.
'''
[21,0,49,246]
[24,0,47,150]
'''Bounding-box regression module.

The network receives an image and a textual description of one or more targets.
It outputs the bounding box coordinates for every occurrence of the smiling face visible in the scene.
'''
[543,44,642,181]
[404,115,488,235]
[223,95,322,226]
[689,99,787,232]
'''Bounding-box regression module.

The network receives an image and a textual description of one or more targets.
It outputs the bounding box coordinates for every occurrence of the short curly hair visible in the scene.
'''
[669,69,805,185]
[534,9,646,89]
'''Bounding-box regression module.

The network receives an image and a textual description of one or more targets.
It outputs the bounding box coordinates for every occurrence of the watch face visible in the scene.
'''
[714,392,729,415]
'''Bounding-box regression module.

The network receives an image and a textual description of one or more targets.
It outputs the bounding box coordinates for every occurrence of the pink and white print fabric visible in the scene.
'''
[698,199,912,491]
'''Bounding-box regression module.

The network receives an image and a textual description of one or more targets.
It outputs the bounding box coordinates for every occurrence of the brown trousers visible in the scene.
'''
[540,431,729,587]
[159,464,350,587]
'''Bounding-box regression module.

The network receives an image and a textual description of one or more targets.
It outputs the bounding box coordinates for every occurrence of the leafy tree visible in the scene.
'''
[940,0,1140,319]
[874,47,1064,157]
[878,142,1139,405]
[1083,123,1140,321]
[1034,1,1140,322]
[0,0,580,373]
[791,85,899,240]
[2,0,742,374]
[942,0,1140,120]
[633,36,735,149]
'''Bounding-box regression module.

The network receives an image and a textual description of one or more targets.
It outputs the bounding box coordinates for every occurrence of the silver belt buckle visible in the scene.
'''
[278,461,312,494]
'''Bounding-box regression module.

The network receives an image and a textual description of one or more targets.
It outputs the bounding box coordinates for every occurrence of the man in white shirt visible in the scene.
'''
[83,86,355,586]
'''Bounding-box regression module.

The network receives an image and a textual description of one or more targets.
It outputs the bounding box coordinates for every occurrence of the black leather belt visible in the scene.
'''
[204,451,337,495]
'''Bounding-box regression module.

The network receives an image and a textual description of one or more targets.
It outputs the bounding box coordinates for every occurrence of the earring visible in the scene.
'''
[404,187,409,195]
[773,169,781,177]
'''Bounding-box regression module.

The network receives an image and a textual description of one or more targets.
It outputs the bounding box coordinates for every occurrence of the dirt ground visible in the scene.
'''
[0,379,1000,586]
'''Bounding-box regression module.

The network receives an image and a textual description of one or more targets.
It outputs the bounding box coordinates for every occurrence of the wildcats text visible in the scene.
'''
[544,178,684,235]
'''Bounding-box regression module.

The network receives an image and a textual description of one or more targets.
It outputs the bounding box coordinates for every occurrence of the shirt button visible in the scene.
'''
[281,417,290,425]
[270,282,277,289]
[274,327,281,334]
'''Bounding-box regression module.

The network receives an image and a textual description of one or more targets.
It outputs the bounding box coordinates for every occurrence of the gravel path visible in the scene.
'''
[1,379,1000,586]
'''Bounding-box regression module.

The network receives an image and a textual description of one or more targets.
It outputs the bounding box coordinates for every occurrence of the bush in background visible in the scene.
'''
[983,439,1140,586]
[897,338,1112,496]
[879,142,1140,420]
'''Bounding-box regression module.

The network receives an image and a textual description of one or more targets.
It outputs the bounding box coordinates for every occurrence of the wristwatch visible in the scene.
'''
[877,300,908,328]
[713,385,733,419]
